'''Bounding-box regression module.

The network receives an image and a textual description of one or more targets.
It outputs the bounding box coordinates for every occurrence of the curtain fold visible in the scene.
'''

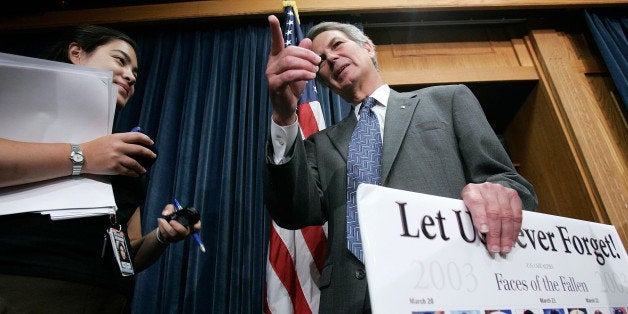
[584,9,628,111]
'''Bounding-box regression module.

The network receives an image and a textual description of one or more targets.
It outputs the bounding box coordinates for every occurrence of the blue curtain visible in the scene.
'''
[114,20,352,313]
[116,23,274,313]
[584,9,628,111]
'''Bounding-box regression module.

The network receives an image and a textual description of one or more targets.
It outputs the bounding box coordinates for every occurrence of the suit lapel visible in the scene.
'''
[323,90,420,178]
[382,90,420,183]
[326,110,357,162]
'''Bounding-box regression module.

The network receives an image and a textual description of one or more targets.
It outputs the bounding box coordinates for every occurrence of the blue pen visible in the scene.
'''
[173,198,206,253]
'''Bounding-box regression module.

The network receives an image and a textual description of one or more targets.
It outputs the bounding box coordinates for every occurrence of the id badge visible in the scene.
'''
[107,227,135,276]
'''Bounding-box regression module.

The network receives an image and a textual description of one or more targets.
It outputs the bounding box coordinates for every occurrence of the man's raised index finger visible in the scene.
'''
[268,15,285,56]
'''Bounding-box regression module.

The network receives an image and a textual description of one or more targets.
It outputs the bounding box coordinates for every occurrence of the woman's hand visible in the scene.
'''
[81,132,156,177]
[155,204,202,244]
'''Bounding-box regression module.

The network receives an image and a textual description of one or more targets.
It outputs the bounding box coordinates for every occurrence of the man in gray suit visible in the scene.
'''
[264,15,538,313]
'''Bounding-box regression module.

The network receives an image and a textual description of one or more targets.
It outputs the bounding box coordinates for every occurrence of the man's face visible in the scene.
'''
[311,30,376,100]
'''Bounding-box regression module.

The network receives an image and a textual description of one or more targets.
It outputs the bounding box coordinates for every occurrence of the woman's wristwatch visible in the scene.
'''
[69,144,84,176]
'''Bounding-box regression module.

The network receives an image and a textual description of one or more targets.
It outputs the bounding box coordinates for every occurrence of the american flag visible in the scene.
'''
[265,2,328,313]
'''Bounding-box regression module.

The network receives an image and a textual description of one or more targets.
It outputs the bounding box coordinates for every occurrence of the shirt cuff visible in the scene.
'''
[270,118,299,164]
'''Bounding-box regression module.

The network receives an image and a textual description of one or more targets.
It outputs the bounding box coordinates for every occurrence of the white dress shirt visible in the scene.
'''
[270,85,391,164]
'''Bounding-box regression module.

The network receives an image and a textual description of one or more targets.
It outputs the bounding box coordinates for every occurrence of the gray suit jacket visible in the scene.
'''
[264,84,538,313]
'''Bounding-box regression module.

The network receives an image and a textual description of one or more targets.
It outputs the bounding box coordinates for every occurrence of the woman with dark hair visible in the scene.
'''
[45,24,139,64]
[0,24,200,313]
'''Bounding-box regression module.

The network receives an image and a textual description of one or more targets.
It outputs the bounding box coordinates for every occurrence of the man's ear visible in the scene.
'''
[67,42,82,65]
[363,42,375,58]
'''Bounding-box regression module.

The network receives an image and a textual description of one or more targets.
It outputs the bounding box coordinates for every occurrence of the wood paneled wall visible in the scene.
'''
[368,24,538,85]
[524,29,628,244]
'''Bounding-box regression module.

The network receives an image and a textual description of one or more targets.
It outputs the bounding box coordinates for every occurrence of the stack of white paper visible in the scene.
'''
[0,52,118,220]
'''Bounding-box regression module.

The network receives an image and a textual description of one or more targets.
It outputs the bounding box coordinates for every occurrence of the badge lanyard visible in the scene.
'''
[102,215,135,276]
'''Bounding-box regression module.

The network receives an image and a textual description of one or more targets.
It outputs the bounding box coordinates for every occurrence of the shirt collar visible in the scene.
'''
[369,84,390,107]
[353,84,390,116]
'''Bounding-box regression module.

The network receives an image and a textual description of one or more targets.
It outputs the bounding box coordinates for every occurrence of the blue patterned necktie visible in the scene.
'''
[346,97,382,262]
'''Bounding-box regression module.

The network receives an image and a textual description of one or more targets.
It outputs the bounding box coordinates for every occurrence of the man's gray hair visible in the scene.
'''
[306,22,379,70]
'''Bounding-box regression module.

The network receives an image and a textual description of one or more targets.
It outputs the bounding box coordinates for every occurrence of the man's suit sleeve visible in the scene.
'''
[263,133,327,229]
[452,85,538,212]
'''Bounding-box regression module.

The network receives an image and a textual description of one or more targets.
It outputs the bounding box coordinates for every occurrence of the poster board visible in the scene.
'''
[357,184,628,313]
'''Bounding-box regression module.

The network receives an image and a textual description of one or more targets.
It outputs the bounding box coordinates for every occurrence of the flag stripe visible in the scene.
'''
[292,228,320,311]
[297,103,319,138]
[264,267,291,313]
[268,224,313,314]
[300,225,327,272]
[307,100,326,132]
